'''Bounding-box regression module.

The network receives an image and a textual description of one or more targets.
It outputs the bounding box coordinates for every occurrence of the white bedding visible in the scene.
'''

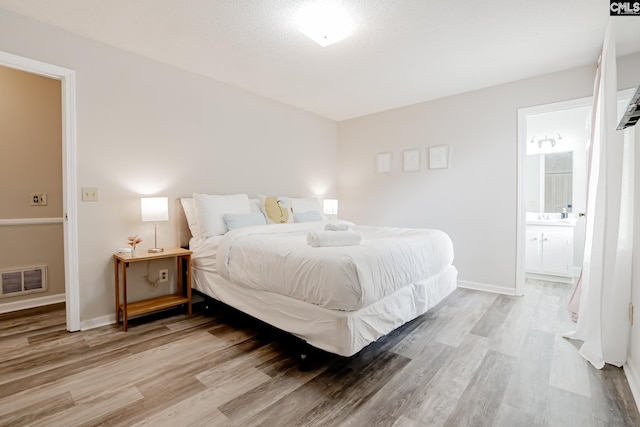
[212,222,454,311]
[188,219,458,356]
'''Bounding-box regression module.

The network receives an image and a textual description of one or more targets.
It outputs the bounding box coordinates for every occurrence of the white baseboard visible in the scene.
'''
[624,358,640,412]
[80,314,114,331]
[0,293,65,314]
[457,280,517,296]
[525,272,574,284]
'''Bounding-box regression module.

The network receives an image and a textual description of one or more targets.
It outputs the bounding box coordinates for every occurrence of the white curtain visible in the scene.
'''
[564,19,636,369]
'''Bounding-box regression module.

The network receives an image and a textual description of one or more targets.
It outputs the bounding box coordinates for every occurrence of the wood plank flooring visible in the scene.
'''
[0,280,639,426]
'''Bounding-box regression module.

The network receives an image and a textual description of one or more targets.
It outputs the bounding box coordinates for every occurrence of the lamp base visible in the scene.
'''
[148,248,164,253]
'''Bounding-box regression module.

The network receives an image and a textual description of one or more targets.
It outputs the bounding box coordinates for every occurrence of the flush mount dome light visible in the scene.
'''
[297,3,353,47]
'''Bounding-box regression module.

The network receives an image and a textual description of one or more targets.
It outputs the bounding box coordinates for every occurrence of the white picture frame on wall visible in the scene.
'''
[403,149,421,172]
[376,152,393,173]
[429,145,449,169]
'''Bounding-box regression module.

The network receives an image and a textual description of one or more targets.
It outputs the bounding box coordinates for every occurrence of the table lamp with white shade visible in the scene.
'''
[140,197,169,253]
[323,199,338,221]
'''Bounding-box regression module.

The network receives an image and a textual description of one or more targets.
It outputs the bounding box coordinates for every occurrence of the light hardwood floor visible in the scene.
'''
[0,280,638,426]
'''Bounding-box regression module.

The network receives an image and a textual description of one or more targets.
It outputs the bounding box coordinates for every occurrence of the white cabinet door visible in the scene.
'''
[525,231,542,272]
[541,231,572,275]
[525,224,574,278]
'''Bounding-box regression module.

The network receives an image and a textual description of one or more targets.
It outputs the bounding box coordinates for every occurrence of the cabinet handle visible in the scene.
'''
[543,238,548,241]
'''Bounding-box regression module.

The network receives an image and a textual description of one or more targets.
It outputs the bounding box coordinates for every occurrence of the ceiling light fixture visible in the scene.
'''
[297,3,353,47]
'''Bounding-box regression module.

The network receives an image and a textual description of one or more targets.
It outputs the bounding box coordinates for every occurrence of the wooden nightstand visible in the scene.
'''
[113,248,192,331]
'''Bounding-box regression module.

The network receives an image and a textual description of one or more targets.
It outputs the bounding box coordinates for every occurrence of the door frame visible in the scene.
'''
[516,95,592,296]
[0,50,80,331]
[516,88,636,296]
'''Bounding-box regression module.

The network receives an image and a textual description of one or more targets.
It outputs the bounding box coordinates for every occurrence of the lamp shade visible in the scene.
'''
[323,199,338,216]
[140,197,169,222]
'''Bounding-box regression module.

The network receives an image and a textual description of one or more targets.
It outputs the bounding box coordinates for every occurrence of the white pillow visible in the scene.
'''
[249,198,261,213]
[223,212,266,230]
[193,193,250,237]
[294,210,324,223]
[282,197,325,218]
[180,198,200,238]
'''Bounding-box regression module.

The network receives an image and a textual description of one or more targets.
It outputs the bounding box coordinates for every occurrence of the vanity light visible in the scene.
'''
[530,133,562,148]
[140,197,168,253]
[297,4,353,47]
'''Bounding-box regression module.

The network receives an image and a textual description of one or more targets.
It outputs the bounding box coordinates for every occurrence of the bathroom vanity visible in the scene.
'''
[525,218,577,283]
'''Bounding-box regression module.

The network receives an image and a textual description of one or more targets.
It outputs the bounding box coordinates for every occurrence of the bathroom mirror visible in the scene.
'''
[544,152,573,213]
[525,104,590,216]
[525,151,573,213]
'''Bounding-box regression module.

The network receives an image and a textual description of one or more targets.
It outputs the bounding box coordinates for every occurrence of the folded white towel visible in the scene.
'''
[324,223,350,231]
[307,231,363,247]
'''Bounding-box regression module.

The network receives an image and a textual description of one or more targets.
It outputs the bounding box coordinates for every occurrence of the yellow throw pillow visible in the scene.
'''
[260,195,294,224]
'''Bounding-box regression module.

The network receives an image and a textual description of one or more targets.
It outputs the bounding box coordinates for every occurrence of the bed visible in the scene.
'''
[179,194,457,358]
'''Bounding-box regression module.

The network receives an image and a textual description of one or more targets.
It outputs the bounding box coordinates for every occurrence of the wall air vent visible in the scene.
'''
[617,85,640,130]
[1,266,47,297]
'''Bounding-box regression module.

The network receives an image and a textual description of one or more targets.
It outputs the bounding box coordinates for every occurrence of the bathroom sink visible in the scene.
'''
[526,218,578,226]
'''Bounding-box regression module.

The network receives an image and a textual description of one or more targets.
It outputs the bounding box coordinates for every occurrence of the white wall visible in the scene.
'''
[627,125,640,408]
[0,9,337,325]
[337,52,640,293]
[1,6,638,324]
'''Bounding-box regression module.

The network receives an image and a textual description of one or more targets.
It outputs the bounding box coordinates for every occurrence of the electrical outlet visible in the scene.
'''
[30,193,47,206]
[159,269,169,283]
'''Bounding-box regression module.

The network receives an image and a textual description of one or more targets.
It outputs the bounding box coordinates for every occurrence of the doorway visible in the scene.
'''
[0,51,79,331]
[516,89,637,296]
[516,97,592,295]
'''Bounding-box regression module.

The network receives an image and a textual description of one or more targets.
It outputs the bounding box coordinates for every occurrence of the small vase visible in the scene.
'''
[130,248,137,257]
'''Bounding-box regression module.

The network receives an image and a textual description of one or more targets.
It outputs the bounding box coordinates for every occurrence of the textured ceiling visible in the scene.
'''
[1,0,639,121]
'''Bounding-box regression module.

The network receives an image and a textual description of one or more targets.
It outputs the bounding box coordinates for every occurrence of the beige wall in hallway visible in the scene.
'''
[0,65,65,302]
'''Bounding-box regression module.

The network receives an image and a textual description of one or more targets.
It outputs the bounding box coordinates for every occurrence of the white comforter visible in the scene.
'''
[214,222,454,311]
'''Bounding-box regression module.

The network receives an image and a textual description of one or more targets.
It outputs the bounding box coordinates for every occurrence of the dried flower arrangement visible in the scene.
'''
[128,235,142,250]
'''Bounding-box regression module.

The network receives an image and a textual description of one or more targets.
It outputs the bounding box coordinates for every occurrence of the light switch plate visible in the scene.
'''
[82,187,99,202]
